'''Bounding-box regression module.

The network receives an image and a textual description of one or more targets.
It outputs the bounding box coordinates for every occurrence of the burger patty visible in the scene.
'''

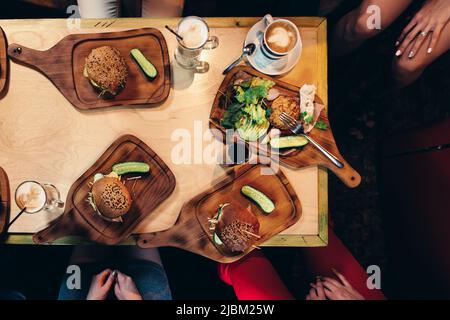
[218,220,258,253]
[85,46,128,95]
[269,95,300,130]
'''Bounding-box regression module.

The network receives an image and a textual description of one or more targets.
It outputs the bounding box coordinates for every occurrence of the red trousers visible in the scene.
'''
[218,228,386,300]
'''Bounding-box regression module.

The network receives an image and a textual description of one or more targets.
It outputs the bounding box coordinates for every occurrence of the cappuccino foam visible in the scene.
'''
[178,17,208,49]
[266,22,297,54]
[16,182,46,213]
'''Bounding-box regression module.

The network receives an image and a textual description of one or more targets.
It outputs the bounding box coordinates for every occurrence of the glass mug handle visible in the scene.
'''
[203,35,219,50]
[52,200,65,208]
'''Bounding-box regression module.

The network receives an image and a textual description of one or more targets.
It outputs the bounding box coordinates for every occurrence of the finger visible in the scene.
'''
[322,277,341,288]
[103,270,116,289]
[116,271,126,284]
[324,287,337,300]
[306,295,310,300]
[427,23,444,54]
[322,280,340,292]
[97,269,112,284]
[114,282,121,298]
[396,18,418,46]
[315,281,326,299]
[396,24,424,57]
[408,26,433,59]
[309,287,319,299]
[332,268,351,287]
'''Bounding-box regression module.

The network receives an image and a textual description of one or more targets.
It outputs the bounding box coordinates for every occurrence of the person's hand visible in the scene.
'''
[114,271,143,300]
[306,269,364,300]
[86,269,116,300]
[305,278,326,300]
[320,269,365,300]
[396,0,450,58]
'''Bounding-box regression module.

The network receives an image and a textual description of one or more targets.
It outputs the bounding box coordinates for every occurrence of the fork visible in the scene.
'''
[279,112,344,168]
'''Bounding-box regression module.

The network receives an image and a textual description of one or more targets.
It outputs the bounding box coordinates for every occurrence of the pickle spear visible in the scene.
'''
[130,48,157,79]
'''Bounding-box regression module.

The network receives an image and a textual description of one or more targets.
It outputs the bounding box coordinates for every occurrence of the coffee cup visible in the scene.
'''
[261,14,300,60]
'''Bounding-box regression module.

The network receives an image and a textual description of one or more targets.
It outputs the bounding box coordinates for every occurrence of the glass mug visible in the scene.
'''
[15,181,64,214]
[174,16,219,71]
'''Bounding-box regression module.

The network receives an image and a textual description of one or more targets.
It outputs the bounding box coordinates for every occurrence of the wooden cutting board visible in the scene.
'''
[210,66,361,188]
[0,26,8,98]
[7,28,170,110]
[0,167,10,234]
[137,163,302,263]
[33,135,176,244]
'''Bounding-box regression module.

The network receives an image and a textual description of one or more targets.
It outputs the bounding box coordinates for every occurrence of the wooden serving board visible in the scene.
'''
[0,26,8,97]
[210,66,361,188]
[137,163,302,263]
[7,28,170,110]
[0,167,11,234]
[33,135,176,244]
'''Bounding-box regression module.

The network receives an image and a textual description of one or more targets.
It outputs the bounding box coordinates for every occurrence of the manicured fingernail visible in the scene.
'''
[427,48,433,54]
[408,51,414,59]
[395,50,402,56]
[395,41,399,46]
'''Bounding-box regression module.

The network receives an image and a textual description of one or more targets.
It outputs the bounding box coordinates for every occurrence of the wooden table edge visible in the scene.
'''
[0,17,328,247]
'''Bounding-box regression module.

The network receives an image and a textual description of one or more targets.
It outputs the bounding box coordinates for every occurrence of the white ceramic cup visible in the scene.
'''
[261,14,300,60]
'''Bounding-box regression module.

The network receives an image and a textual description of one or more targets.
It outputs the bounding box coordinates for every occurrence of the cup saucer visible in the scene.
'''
[244,18,302,76]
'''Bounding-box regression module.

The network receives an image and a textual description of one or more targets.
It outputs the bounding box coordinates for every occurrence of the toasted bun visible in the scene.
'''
[216,203,260,253]
[85,46,127,96]
[92,177,132,219]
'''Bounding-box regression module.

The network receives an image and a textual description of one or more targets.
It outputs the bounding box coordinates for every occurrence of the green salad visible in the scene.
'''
[220,77,275,141]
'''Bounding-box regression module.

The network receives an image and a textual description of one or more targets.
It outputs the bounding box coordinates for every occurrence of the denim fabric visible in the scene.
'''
[58,259,171,300]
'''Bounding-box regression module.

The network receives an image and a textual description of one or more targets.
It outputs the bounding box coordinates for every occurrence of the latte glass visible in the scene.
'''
[174,16,219,71]
[15,181,64,214]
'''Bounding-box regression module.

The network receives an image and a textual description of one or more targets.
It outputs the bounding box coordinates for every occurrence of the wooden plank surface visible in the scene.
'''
[0,17,328,246]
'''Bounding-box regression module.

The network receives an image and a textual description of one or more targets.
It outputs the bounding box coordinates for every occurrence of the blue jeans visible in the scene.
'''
[58,259,171,300]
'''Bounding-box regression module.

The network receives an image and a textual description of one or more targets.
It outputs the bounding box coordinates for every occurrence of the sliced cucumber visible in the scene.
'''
[213,233,223,245]
[270,135,308,149]
[112,162,150,175]
[237,120,270,142]
[130,48,157,79]
[241,185,275,214]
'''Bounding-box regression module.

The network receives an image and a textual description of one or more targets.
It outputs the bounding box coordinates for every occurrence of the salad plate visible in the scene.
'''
[210,66,361,188]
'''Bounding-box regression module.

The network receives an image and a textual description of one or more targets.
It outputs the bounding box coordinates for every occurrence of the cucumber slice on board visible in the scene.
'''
[241,185,275,214]
[270,135,308,149]
[130,48,157,79]
[112,162,150,175]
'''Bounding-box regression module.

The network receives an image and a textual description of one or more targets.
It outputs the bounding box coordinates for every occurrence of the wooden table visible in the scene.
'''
[0,17,328,246]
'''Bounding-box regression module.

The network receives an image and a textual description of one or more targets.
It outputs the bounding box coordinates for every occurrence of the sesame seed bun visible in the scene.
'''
[91,176,132,220]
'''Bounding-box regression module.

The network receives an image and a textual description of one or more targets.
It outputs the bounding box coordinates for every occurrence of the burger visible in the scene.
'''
[210,203,260,254]
[87,172,132,222]
[83,46,128,97]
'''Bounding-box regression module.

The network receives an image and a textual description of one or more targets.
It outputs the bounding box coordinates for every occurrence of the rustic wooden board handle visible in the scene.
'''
[7,44,53,74]
[33,210,77,244]
[323,161,361,188]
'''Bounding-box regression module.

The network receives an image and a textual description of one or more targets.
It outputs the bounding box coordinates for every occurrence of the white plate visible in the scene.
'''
[244,18,302,76]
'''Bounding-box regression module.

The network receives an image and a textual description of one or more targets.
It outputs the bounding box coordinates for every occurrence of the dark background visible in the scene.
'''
[0,0,449,299]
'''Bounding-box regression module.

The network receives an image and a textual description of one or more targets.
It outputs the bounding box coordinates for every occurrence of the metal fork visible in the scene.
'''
[279,112,344,168]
